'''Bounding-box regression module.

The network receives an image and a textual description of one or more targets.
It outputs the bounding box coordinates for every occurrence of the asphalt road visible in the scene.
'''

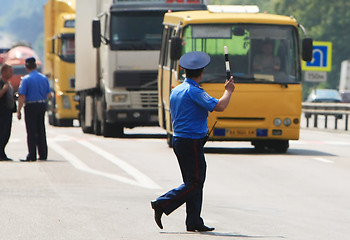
[1,117,349,240]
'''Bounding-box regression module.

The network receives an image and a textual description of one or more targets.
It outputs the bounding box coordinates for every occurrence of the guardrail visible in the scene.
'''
[302,102,350,130]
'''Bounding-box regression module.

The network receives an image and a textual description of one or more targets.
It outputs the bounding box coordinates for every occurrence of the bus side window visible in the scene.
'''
[166,28,176,68]
[159,26,170,66]
[160,26,174,68]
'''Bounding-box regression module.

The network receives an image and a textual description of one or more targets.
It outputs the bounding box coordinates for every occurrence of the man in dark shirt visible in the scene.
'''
[0,64,15,161]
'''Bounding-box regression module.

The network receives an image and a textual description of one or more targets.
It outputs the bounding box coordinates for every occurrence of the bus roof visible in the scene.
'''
[163,10,299,27]
[110,3,206,12]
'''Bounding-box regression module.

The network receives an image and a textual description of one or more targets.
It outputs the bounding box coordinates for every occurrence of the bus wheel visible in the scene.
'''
[167,133,173,148]
[272,140,289,153]
[253,141,266,153]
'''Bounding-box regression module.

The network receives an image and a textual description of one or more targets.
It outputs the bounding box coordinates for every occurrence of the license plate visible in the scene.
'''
[226,128,256,137]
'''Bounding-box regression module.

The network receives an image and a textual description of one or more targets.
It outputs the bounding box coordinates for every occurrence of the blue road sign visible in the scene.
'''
[302,41,332,72]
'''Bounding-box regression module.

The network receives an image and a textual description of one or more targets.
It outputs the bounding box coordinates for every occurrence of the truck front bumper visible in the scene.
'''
[106,109,158,127]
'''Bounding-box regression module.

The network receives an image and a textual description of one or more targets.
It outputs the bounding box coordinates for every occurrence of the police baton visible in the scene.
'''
[203,121,217,146]
[203,46,231,147]
[224,46,231,80]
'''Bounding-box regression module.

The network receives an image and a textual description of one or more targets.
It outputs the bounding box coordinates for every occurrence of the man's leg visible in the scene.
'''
[183,139,206,228]
[0,111,11,159]
[36,103,47,160]
[24,104,38,160]
[156,138,204,215]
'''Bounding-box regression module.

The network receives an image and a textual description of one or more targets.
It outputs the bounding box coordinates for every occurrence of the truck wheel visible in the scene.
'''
[93,96,101,135]
[48,112,58,126]
[80,93,93,134]
[112,124,124,137]
[57,119,73,127]
[100,95,123,138]
[101,122,123,138]
[47,93,58,126]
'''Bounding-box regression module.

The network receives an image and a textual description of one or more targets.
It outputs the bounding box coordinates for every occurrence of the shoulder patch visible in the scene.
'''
[202,91,211,101]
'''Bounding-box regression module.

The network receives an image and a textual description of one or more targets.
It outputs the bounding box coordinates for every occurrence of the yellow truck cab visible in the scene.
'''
[44,0,78,127]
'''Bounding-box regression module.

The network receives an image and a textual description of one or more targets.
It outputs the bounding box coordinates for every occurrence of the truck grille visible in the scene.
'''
[130,91,158,109]
[113,70,158,90]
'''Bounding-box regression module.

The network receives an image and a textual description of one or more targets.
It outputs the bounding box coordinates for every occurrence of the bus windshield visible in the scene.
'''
[180,24,300,84]
[110,11,164,50]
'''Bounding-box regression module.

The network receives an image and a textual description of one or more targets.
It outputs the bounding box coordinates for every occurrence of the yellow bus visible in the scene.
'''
[158,6,313,152]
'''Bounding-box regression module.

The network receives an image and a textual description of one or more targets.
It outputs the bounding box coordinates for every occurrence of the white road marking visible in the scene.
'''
[49,140,160,189]
[292,140,350,146]
[312,157,334,163]
[77,140,161,189]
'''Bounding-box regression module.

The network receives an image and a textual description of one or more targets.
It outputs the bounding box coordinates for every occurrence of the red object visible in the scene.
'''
[2,46,42,92]
[166,0,201,3]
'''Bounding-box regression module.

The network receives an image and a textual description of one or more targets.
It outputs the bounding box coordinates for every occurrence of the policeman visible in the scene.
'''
[0,64,15,161]
[17,57,51,161]
[151,51,235,232]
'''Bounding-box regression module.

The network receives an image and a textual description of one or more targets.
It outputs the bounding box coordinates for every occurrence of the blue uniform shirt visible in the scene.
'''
[170,78,218,139]
[18,71,51,102]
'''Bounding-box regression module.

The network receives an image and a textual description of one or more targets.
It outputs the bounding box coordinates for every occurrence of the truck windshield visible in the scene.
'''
[110,11,164,50]
[180,24,300,84]
[60,35,75,63]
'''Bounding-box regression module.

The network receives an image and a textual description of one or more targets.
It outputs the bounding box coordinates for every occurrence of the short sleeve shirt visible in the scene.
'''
[18,71,51,102]
[170,78,218,139]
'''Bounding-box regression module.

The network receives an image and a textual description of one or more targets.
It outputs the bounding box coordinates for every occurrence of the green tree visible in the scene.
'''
[207,0,274,13]
[274,0,350,96]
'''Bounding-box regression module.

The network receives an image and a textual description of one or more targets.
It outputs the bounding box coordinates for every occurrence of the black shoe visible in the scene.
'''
[20,158,36,162]
[151,201,163,229]
[0,156,12,161]
[187,225,215,232]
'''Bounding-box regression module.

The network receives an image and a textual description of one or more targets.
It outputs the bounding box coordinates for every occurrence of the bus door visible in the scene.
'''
[158,25,177,132]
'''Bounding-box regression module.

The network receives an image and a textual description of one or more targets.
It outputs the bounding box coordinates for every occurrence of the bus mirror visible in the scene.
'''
[302,38,313,62]
[170,37,182,60]
[92,19,101,48]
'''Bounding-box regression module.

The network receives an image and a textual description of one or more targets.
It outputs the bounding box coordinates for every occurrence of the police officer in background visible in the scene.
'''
[151,51,235,232]
[0,64,15,161]
[17,57,51,161]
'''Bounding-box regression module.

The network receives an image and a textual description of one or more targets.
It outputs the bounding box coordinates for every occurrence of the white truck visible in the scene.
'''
[339,60,350,91]
[75,0,206,137]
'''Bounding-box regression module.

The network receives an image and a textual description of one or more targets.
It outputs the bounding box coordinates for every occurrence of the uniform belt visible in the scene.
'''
[26,100,46,104]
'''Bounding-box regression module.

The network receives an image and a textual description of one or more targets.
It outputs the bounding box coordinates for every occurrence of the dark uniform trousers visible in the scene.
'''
[0,107,12,159]
[156,137,206,227]
[24,103,48,160]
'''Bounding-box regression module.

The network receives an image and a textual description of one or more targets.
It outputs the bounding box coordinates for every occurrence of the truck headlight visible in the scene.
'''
[113,94,127,102]
[62,95,71,109]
